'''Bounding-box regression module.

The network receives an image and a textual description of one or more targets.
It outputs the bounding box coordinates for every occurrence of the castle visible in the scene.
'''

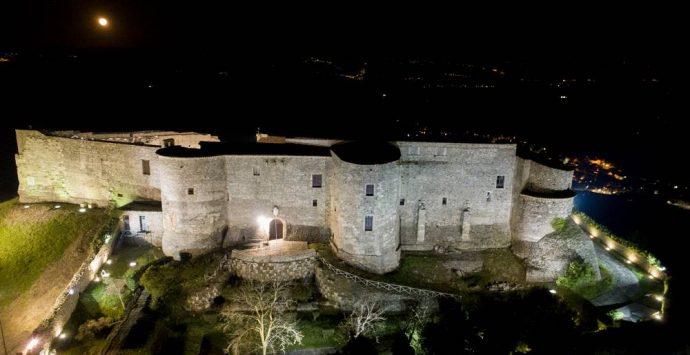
[15,129,590,278]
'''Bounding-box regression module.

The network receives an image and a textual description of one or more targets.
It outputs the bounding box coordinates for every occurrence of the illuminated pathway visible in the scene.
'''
[590,243,639,306]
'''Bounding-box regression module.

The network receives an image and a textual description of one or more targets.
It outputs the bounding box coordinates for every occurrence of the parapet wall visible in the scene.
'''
[229,245,316,281]
[525,160,573,193]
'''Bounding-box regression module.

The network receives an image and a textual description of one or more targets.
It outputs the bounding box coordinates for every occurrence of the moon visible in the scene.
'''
[98,17,109,27]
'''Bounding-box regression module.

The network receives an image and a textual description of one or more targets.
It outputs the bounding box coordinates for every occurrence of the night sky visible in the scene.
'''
[1,4,689,353]
[0,4,684,190]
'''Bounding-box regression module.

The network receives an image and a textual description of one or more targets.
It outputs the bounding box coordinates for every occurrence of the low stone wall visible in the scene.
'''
[29,223,121,353]
[230,246,316,282]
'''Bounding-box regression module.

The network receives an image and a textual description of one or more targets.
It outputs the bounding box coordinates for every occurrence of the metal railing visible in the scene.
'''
[316,256,458,299]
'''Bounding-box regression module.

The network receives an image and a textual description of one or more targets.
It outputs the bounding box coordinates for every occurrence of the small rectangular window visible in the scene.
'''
[142,160,150,175]
[365,184,375,196]
[312,174,322,188]
[313,199,318,207]
[365,216,373,231]
[400,199,405,206]
[442,197,447,205]
[187,188,194,195]
[496,175,505,189]
[253,167,260,176]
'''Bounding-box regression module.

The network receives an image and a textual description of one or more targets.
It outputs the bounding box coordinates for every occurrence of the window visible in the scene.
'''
[312,174,322,188]
[496,175,505,189]
[365,216,373,231]
[187,188,194,195]
[139,215,148,232]
[162,138,174,147]
[142,160,150,175]
[442,197,447,205]
[365,184,375,196]
[400,198,405,206]
[313,199,318,207]
[253,167,260,176]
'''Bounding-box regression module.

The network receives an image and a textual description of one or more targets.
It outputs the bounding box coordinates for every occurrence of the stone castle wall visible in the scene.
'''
[397,142,516,250]
[330,153,400,273]
[15,129,584,275]
[224,156,331,245]
[16,130,161,207]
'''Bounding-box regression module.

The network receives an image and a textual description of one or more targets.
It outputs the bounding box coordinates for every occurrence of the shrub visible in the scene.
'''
[557,260,597,290]
[551,217,567,232]
[607,310,624,321]
[75,316,115,341]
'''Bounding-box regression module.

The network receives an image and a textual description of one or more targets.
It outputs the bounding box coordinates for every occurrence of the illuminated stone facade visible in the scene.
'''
[15,129,587,276]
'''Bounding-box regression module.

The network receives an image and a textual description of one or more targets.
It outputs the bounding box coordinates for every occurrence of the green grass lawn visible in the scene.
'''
[0,198,112,307]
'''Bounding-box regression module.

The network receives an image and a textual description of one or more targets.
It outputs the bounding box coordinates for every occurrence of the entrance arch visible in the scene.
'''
[268,219,284,240]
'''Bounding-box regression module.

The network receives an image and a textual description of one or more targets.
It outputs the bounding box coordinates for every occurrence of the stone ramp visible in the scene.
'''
[590,244,640,306]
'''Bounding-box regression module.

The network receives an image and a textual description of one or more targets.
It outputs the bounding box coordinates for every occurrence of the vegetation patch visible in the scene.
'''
[557,261,614,300]
[0,198,112,306]
[551,217,567,232]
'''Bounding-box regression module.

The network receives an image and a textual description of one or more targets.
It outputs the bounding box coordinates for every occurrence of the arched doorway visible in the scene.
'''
[268,219,284,240]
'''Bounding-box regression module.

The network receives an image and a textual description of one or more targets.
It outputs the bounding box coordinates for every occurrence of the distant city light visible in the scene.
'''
[560,95,567,99]
[59,333,67,339]
[23,205,30,209]
[654,295,663,302]
[98,17,109,27]
[129,261,137,267]
[549,289,557,294]
[54,204,61,209]
[79,207,86,213]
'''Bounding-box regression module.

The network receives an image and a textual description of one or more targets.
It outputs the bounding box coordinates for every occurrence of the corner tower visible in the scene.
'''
[513,159,575,242]
[329,142,401,273]
[157,148,228,259]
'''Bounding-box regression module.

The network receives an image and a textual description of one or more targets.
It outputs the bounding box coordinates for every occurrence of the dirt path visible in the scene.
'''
[0,230,92,354]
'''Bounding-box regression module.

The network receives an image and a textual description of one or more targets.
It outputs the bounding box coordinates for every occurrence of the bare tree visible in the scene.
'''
[342,296,388,339]
[220,280,303,355]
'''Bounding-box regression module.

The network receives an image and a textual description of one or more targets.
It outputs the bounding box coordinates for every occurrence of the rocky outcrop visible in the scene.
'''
[512,218,600,283]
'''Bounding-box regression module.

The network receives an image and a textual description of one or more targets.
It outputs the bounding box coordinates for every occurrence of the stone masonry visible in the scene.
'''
[15,129,594,280]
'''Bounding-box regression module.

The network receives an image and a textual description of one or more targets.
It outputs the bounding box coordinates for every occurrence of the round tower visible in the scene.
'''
[157,148,228,259]
[329,141,401,274]
[513,160,575,242]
